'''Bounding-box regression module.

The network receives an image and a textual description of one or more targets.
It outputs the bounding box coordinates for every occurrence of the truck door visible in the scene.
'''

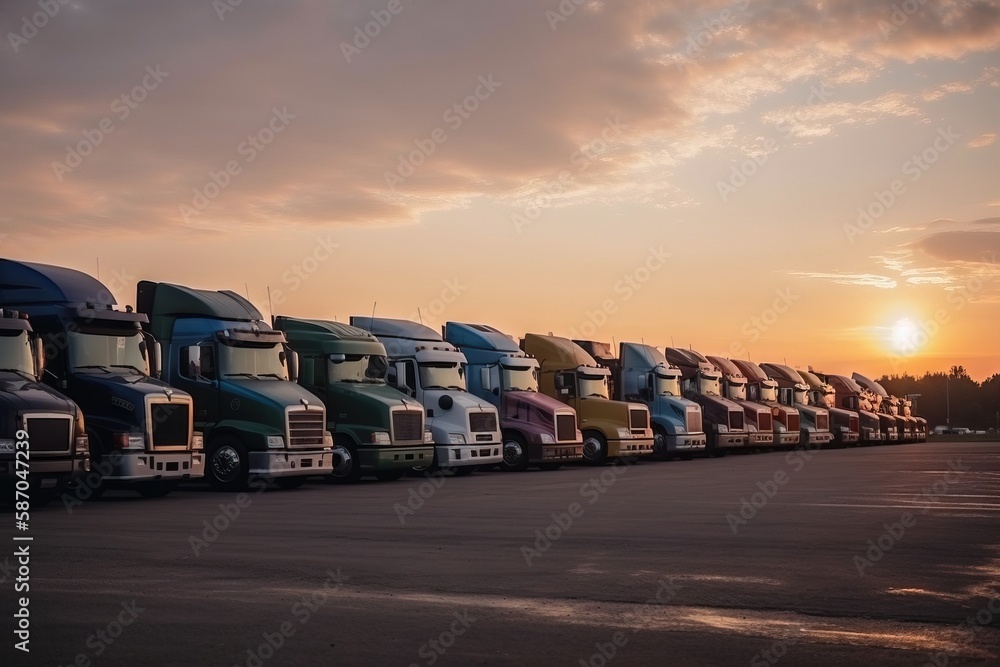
[178,344,221,428]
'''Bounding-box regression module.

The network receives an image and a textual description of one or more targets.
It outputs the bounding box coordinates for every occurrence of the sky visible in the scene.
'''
[1,0,999,380]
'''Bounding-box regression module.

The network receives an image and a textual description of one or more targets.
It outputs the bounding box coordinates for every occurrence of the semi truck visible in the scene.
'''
[0,260,204,498]
[759,363,834,447]
[350,316,502,474]
[0,309,89,502]
[810,371,887,445]
[852,373,917,443]
[137,281,333,490]
[703,355,776,448]
[902,397,927,442]
[664,348,748,455]
[797,368,861,446]
[521,334,653,465]
[574,340,706,459]
[444,322,583,471]
[728,358,801,447]
[274,316,434,482]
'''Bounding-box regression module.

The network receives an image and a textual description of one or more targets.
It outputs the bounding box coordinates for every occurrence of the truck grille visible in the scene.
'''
[786,412,799,433]
[816,413,829,431]
[757,411,772,432]
[729,411,744,431]
[629,408,648,430]
[469,411,498,433]
[686,409,702,434]
[288,409,326,448]
[24,415,72,453]
[556,413,577,442]
[150,402,190,448]
[391,410,423,442]
[849,415,859,433]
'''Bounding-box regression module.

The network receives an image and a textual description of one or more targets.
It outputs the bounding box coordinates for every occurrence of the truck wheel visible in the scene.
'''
[137,480,178,498]
[328,437,362,484]
[500,433,529,472]
[375,469,407,481]
[274,476,307,489]
[652,427,673,461]
[207,436,249,491]
[581,431,608,466]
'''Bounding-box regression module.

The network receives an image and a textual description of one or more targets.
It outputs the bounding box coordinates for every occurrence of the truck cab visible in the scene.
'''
[575,340,705,460]
[798,368,860,446]
[137,282,333,490]
[445,322,583,471]
[729,358,801,448]
[0,260,204,498]
[852,373,913,443]
[703,356,776,448]
[521,334,653,465]
[665,348,748,455]
[0,309,89,501]
[760,363,834,447]
[812,372,884,445]
[351,317,502,474]
[903,398,927,442]
[274,317,434,482]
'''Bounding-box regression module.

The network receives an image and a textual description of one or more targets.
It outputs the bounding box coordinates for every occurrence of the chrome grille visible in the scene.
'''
[150,401,190,449]
[469,411,498,433]
[729,411,744,430]
[391,410,423,442]
[686,409,702,433]
[816,413,829,431]
[288,409,326,448]
[629,408,648,430]
[24,415,72,453]
[757,411,772,432]
[556,413,577,441]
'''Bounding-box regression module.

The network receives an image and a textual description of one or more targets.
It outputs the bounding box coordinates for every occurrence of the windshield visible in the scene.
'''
[724,378,747,401]
[793,387,809,404]
[219,343,288,380]
[697,372,720,396]
[654,374,681,397]
[502,365,538,392]
[759,382,777,402]
[819,390,835,408]
[419,362,465,390]
[0,331,34,375]
[68,331,149,374]
[328,354,387,384]
[578,373,609,399]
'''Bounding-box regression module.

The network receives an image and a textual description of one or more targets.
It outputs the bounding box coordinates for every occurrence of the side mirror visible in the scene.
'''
[33,336,45,380]
[394,361,411,393]
[151,341,162,379]
[480,367,491,391]
[286,349,299,383]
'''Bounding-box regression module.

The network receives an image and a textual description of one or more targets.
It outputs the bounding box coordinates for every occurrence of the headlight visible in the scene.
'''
[371,431,391,445]
[423,430,434,444]
[616,427,630,439]
[114,433,145,450]
[539,433,554,444]
[716,424,728,433]
[448,433,466,445]
[75,435,90,452]
[674,426,686,434]
[0,439,14,452]
[323,431,334,447]
[266,435,285,449]
[774,423,786,433]
[191,432,204,450]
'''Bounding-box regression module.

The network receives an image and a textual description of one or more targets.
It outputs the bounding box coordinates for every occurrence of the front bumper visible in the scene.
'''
[775,432,800,447]
[714,432,749,448]
[0,455,89,489]
[804,430,833,446]
[359,445,435,471]
[249,449,332,478]
[109,451,205,482]
[665,433,708,452]
[536,442,584,462]
[836,431,860,445]
[436,443,502,468]
[861,429,883,444]
[608,438,654,457]
[748,432,774,446]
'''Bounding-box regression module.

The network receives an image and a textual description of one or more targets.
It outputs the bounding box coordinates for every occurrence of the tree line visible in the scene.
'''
[877,366,1000,431]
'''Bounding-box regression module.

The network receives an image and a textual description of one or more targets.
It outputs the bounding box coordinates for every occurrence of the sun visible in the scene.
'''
[890,318,922,354]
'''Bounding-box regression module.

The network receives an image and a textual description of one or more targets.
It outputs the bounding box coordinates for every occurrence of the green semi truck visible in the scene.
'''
[274,317,434,482]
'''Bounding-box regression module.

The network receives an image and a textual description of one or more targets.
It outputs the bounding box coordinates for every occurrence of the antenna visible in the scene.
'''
[371,301,377,322]
[671,336,674,347]
[417,307,423,325]
[267,286,274,325]
[96,257,101,281]
[245,283,250,300]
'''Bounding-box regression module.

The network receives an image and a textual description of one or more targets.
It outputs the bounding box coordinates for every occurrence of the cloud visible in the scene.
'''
[967,132,997,148]
[913,231,1000,264]
[790,272,898,289]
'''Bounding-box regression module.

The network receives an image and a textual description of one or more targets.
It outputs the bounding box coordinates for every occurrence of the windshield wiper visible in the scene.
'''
[75,365,111,373]
[446,385,464,391]
[224,372,259,380]
[585,393,605,398]
[257,373,285,380]
[423,385,449,390]
[111,364,147,375]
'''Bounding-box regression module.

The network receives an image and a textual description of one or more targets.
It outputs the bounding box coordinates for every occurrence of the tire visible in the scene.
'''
[375,469,407,482]
[581,431,608,466]
[537,463,562,471]
[136,480,178,498]
[500,433,529,472]
[652,427,672,461]
[207,436,249,491]
[410,447,439,475]
[328,437,362,484]
[274,476,307,490]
